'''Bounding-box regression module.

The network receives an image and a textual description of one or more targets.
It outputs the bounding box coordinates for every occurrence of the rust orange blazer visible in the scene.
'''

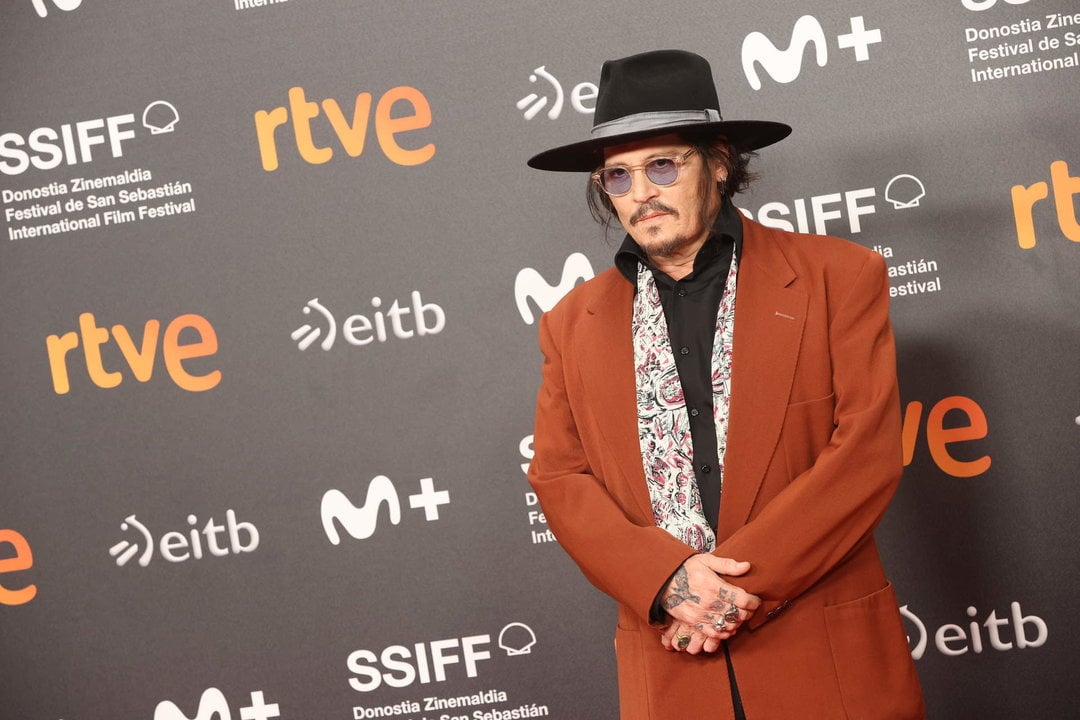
[529,216,925,719]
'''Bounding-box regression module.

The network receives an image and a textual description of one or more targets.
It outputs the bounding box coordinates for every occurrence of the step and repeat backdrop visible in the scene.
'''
[2,1,1078,718]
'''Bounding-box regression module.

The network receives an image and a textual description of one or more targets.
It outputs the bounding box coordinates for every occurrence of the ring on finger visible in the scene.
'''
[723,604,740,624]
[675,631,691,650]
[713,617,726,630]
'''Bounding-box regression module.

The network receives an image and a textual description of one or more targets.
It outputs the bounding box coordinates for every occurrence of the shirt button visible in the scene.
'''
[701,464,712,474]
[679,346,689,355]
[690,408,700,417]
[676,288,687,297]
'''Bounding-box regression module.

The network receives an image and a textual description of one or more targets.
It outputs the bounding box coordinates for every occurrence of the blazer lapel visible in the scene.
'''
[718,219,808,541]
[576,277,656,525]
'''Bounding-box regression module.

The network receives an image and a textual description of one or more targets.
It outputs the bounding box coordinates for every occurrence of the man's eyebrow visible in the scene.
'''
[602,149,684,168]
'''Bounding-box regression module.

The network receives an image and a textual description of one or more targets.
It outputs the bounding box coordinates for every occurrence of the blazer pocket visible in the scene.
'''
[824,583,926,719]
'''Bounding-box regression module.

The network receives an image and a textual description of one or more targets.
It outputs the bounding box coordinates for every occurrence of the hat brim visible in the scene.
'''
[527,120,792,172]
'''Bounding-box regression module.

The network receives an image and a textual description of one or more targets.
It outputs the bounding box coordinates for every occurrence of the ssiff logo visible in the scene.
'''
[739,173,925,236]
[514,252,595,324]
[1,100,179,176]
[143,101,180,134]
[347,622,537,692]
[519,434,533,474]
[321,475,450,545]
[962,0,1030,10]
[109,510,259,567]
[291,293,445,351]
[254,85,434,171]
[0,529,37,606]
[742,15,883,90]
[516,66,598,120]
[154,688,280,720]
[1010,160,1080,249]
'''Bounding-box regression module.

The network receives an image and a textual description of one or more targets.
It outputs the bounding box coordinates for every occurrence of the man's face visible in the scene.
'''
[601,133,724,258]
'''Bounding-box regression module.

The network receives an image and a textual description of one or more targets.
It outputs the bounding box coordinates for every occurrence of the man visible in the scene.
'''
[526,50,924,719]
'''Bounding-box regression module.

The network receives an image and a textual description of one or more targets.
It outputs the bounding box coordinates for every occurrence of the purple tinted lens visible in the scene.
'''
[601,168,631,194]
[600,158,680,194]
[645,158,679,185]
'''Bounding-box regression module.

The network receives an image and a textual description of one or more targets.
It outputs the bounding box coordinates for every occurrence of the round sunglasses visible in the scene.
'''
[591,148,697,196]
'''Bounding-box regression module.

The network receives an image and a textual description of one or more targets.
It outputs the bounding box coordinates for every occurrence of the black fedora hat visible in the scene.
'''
[527,49,791,172]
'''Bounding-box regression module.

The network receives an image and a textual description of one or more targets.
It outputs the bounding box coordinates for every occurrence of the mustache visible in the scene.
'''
[630,201,678,225]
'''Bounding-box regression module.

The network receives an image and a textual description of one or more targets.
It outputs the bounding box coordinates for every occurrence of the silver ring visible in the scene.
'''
[724,604,740,624]
[713,617,726,630]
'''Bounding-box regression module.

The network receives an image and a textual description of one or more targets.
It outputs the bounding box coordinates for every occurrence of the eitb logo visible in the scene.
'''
[291,293,446,351]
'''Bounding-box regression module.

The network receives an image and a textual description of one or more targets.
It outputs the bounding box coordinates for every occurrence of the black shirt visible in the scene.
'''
[613,199,743,532]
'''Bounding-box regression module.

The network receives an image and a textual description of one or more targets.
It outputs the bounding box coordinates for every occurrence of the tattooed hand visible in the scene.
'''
[658,554,761,654]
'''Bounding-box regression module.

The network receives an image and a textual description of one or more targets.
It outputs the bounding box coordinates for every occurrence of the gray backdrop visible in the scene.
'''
[2,1,1078,718]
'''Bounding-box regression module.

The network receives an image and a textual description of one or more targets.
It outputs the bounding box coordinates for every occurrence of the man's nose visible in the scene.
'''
[630,168,660,202]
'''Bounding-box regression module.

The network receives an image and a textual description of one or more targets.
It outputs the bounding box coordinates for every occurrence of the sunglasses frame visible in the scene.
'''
[591,148,697,197]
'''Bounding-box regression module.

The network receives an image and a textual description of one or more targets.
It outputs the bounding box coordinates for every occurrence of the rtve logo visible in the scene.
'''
[109,510,259,567]
[291,293,445,351]
[901,601,1047,660]
[962,0,1030,10]
[254,85,434,172]
[30,0,82,17]
[902,395,990,478]
[154,688,280,720]
[741,15,883,91]
[516,66,598,120]
[46,312,220,395]
[321,475,450,545]
[0,529,38,606]
[347,622,537,692]
[514,252,595,325]
[1010,160,1080,249]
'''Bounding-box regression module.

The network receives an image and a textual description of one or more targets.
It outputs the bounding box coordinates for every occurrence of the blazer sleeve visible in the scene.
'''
[715,251,903,629]
[528,306,695,623]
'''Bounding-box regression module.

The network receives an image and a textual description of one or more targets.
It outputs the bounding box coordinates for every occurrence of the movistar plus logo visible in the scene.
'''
[321,475,450,545]
[742,15,883,90]
[514,252,594,324]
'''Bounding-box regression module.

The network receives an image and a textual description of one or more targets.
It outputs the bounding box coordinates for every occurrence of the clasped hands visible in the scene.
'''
[659,553,761,655]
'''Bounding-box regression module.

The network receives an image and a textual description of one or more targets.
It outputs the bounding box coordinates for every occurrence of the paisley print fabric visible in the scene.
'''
[632,254,738,552]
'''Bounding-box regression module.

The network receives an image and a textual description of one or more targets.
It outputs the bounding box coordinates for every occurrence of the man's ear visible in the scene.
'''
[710,142,730,182]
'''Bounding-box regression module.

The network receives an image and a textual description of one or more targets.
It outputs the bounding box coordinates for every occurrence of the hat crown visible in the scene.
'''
[594,50,721,126]
[525,49,790,172]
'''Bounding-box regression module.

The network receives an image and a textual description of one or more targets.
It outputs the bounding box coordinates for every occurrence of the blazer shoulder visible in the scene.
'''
[545,266,627,321]
[742,216,885,286]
